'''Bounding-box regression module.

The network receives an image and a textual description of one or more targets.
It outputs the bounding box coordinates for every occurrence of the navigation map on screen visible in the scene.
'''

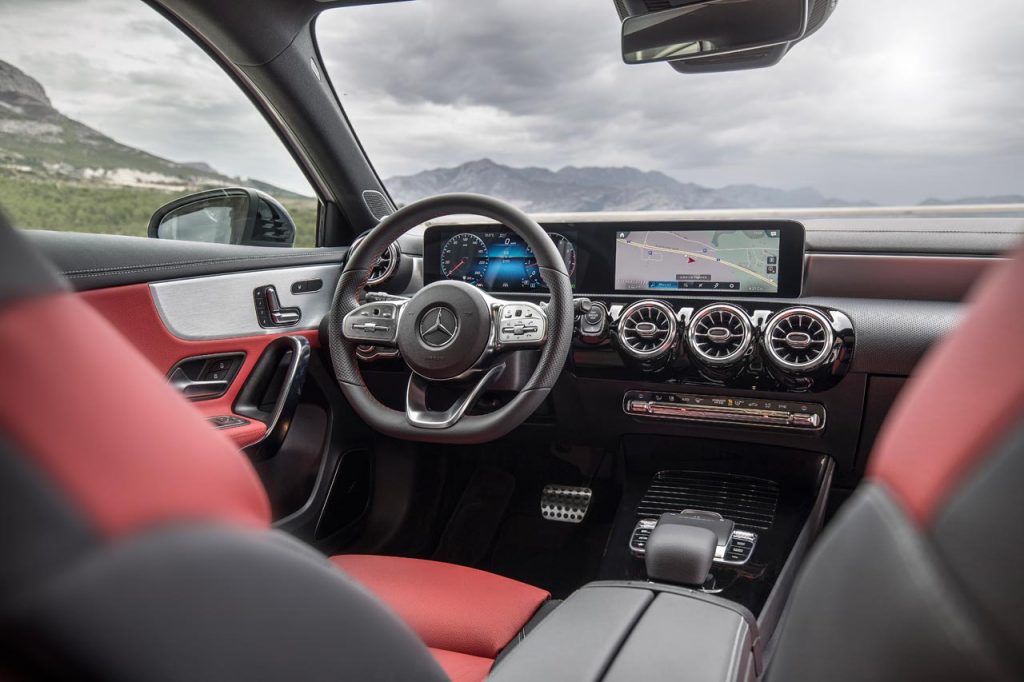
[614,229,781,293]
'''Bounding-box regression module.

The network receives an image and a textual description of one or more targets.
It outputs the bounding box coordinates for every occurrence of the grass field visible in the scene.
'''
[0,175,319,247]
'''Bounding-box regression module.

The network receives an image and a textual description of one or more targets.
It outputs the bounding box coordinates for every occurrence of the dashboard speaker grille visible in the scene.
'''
[618,300,677,359]
[687,304,753,365]
[765,307,834,371]
[637,470,780,531]
[361,190,395,222]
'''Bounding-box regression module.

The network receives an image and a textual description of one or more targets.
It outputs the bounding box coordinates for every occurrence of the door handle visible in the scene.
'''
[235,335,311,461]
[168,367,229,400]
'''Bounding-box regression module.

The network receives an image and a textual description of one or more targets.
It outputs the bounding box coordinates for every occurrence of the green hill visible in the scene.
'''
[0,59,317,246]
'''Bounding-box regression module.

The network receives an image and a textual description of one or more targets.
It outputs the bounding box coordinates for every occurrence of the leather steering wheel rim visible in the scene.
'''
[327,193,574,444]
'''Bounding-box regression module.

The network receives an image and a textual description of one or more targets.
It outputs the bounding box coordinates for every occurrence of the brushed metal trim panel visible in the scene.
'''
[150,264,342,340]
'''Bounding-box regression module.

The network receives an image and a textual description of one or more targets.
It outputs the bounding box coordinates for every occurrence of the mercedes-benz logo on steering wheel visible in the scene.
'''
[419,306,459,348]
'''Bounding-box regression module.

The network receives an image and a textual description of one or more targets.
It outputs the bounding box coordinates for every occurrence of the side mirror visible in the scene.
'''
[148,187,297,248]
[618,0,837,73]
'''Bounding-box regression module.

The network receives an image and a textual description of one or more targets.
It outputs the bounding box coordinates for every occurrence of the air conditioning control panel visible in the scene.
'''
[624,390,826,430]
[572,298,854,392]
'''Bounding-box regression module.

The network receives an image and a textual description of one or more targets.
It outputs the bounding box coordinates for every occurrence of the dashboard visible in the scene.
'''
[423,220,804,297]
[422,220,856,397]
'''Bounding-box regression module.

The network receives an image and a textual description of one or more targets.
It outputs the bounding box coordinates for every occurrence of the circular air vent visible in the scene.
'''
[351,235,401,287]
[687,304,753,366]
[618,300,678,359]
[764,307,834,371]
[366,242,399,286]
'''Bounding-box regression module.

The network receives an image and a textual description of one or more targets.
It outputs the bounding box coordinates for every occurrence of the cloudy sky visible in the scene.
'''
[3,0,1023,204]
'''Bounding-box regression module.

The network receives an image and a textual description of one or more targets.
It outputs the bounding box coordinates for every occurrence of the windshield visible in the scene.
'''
[317,0,1023,217]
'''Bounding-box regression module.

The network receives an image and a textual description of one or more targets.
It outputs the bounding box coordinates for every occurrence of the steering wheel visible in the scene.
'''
[327,193,574,444]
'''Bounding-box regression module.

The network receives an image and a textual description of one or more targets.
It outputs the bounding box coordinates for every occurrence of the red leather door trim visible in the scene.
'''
[0,293,271,536]
[81,284,318,448]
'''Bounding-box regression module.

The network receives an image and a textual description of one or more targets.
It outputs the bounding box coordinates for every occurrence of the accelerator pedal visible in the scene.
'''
[540,485,592,523]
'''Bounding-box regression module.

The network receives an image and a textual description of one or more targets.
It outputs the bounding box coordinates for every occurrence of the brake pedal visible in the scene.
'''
[540,485,592,523]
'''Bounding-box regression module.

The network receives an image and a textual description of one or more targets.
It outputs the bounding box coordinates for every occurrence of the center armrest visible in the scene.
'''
[489,581,760,682]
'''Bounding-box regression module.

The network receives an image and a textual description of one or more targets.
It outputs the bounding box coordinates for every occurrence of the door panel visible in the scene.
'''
[81,282,320,448]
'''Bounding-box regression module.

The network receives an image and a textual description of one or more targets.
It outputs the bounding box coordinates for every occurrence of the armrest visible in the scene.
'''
[490,581,760,682]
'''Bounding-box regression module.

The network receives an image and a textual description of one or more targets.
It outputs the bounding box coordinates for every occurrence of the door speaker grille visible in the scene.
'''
[637,470,779,530]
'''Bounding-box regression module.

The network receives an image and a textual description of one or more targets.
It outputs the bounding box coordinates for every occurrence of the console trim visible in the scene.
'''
[624,391,826,431]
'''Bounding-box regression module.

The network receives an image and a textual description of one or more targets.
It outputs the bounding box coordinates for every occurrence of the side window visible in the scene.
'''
[0,1,317,247]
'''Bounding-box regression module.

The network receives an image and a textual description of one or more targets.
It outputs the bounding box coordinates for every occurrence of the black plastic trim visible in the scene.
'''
[236,336,311,461]
[23,230,347,291]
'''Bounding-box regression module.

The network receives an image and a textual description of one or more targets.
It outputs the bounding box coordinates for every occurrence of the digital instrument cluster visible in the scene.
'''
[436,229,577,291]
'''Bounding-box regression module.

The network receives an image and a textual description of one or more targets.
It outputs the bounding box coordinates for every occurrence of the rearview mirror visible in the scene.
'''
[619,0,837,72]
[148,187,297,248]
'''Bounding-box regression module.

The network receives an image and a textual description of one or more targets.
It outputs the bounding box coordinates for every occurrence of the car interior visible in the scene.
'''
[1,1,1022,681]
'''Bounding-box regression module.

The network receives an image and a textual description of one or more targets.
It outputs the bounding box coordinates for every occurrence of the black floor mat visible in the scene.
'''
[432,468,516,566]
[425,443,618,598]
[483,510,610,598]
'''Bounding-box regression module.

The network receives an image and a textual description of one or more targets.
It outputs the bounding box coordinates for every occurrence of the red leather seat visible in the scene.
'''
[0,219,547,682]
[332,555,549,680]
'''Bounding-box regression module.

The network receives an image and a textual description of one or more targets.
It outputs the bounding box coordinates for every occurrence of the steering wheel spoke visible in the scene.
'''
[406,363,507,429]
[341,299,406,347]
[491,299,548,351]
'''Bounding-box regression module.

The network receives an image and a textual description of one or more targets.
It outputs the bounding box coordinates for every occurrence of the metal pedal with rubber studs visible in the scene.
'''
[540,485,592,523]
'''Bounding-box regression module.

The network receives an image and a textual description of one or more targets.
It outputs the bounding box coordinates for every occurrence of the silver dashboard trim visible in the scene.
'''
[150,264,342,340]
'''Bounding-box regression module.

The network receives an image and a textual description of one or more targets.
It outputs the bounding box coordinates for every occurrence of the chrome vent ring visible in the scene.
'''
[687,304,753,366]
[764,307,834,371]
[354,239,400,287]
[618,300,678,359]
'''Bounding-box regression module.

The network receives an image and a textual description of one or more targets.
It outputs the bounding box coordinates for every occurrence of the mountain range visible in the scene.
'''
[0,59,300,198]
[386,159,1024,213]
[386,159,878,212]
[2,58,1021,218]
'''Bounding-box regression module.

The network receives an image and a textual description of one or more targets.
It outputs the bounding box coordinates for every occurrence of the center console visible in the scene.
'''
[490,581,760,682]
[489,446,833,682]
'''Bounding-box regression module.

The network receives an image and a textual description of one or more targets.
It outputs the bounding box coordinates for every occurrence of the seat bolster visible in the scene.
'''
[429,648,494,682]
[331,554,550,659]
[2,528,448,682]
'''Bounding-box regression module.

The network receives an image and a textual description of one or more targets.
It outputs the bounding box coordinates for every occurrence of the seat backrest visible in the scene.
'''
[0,216,446,681]
[768,247,1024,681]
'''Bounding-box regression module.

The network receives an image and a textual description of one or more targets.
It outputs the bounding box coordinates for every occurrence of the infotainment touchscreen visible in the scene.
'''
[614,228,781,294]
